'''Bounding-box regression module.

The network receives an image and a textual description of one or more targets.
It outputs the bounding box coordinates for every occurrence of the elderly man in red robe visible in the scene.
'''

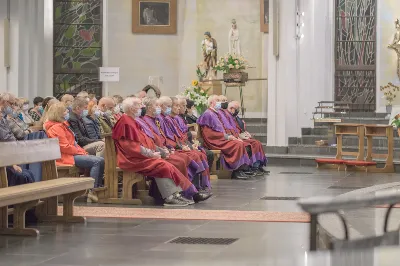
[197,95,253,180]
[221,97,269,175]
[112,97,205,206]
[138,97,212,201]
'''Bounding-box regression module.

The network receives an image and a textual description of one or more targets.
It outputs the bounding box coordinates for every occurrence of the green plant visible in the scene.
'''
[213,53,249,73]
[391,115,400,128]
[181,81,209,115]
[196,63,206,81]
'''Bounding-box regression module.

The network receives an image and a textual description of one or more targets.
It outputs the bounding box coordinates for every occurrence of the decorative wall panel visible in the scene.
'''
[53,0,102,97]
[335,0,376,111]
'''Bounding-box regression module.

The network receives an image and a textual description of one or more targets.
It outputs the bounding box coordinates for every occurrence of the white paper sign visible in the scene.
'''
[99,67,120,82]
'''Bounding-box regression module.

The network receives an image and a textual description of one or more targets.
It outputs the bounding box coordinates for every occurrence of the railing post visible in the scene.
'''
[309,214,318,251]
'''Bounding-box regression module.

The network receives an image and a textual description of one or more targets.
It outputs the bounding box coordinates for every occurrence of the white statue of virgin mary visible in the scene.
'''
[229,19,241,55]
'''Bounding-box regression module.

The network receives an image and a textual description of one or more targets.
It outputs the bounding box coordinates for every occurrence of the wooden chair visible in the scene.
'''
[199,126,231,179]
[0,139,93,237]
[97,134,145,205]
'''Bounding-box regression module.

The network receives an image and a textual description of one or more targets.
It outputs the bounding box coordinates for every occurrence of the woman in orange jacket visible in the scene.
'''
[44,102,104,201]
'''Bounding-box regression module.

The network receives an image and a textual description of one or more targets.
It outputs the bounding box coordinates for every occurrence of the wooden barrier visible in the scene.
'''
[0,139,93,236]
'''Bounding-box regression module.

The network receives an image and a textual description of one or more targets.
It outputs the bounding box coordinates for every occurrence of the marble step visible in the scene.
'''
[299,135,400,147]
[245,122,267,134]
[250,132,267,143]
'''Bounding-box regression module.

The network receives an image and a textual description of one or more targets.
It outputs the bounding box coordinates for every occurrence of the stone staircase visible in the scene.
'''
[267,112,400,169]
[243,118,267,149]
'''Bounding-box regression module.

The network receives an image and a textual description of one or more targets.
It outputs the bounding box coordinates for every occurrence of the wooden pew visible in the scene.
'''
[0,139,94,237]
[97,133,145,205]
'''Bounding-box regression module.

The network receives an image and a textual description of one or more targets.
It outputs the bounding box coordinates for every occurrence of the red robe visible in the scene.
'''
[197,109,251,171]
[112,114,192,190]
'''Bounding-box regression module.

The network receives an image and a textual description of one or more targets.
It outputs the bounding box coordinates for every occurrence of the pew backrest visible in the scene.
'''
[0,139,61,188]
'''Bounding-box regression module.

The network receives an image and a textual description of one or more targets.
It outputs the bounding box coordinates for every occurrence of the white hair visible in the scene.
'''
[159,96,172,106]
[207,95,218,106]
[228,101,240,109]
[77,91,89,98]
[0,92,15,100]
[122,97,137,113]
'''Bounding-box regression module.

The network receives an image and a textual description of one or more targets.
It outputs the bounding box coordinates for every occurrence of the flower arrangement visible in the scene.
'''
[380,82,400,106]
[213,53,249,73]
[181,80,209,115]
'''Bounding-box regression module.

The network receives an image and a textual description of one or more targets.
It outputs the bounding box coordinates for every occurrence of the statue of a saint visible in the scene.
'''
[388,19,400,80]
[229,19,241,55]
[389,19,400,47]
[201,32,217,80]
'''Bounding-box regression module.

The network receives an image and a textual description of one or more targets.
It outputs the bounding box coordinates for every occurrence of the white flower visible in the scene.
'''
[235,65,239,69]
[228,64,234,69]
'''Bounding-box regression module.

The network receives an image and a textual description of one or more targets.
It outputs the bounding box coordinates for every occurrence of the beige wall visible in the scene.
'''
[105,0,268,117]
[377,0,400,108]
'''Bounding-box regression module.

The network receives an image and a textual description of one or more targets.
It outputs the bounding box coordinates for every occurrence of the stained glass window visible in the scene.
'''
[335,0,376,111]
[53,0,103,98]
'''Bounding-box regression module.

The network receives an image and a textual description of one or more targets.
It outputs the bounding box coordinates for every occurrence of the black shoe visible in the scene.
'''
[251,168,265,176]
[232,171,250,180]
[259,167,270,175]
[193,192,212,203]
[243,170,256,177]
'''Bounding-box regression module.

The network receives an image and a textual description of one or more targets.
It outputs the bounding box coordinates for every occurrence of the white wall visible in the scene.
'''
[0,0,53,99]
[105,0,268,117]
[105,0,182,97]
[267,0,334,146]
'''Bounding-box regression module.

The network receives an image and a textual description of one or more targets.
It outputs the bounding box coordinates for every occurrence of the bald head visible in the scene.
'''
[61,94,74,107]
[136,91,147,99]
[98,97,115,113]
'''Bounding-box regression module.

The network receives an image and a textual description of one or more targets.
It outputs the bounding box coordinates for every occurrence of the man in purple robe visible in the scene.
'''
[197,95,254,180]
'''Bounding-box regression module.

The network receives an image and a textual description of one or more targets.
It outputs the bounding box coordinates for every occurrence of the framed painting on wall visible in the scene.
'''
[132,0,177,34]
[260,0,269,33]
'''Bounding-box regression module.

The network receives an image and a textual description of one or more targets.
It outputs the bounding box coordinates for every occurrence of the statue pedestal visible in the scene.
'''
[199,80,222,96]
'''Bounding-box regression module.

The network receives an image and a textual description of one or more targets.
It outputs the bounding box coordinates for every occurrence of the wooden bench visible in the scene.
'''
[0,139,94,237]
[96,134,145,205]
[316,123,365,170]
[316,124,394,173]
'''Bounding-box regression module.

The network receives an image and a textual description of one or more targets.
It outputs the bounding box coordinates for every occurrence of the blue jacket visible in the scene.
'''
[82,116,101,140]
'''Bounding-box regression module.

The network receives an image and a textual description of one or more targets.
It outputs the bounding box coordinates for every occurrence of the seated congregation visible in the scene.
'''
[0,90,268,207]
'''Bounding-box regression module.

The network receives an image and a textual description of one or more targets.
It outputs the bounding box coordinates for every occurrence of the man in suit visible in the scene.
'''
[68,97,105,157]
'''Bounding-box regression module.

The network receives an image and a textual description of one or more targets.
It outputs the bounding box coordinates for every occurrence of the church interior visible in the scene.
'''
[1,0,400,265]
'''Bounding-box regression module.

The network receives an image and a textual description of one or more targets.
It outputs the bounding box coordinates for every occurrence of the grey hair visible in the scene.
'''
[76,91,89,98]
[207,95,218,106]
[142,97,156,108]
[158,96,172,106]
[0,92,16,102]
[72,97,88,110]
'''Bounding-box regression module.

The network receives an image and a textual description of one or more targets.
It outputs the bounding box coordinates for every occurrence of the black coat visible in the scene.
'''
[68,112,97,147]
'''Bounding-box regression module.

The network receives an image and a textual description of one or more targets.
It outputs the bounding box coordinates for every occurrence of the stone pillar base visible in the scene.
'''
[199,80,222,96]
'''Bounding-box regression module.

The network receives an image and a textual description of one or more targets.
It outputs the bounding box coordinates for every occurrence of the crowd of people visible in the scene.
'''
[0,90,268,207]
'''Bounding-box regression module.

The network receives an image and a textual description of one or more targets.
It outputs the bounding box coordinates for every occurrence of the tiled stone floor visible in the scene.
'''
[1,166,400,266]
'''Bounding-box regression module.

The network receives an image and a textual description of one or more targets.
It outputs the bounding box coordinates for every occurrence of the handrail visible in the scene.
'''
[298,190,400,215]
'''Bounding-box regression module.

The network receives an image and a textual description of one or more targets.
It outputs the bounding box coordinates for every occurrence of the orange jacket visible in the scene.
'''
[44,120,87,165]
